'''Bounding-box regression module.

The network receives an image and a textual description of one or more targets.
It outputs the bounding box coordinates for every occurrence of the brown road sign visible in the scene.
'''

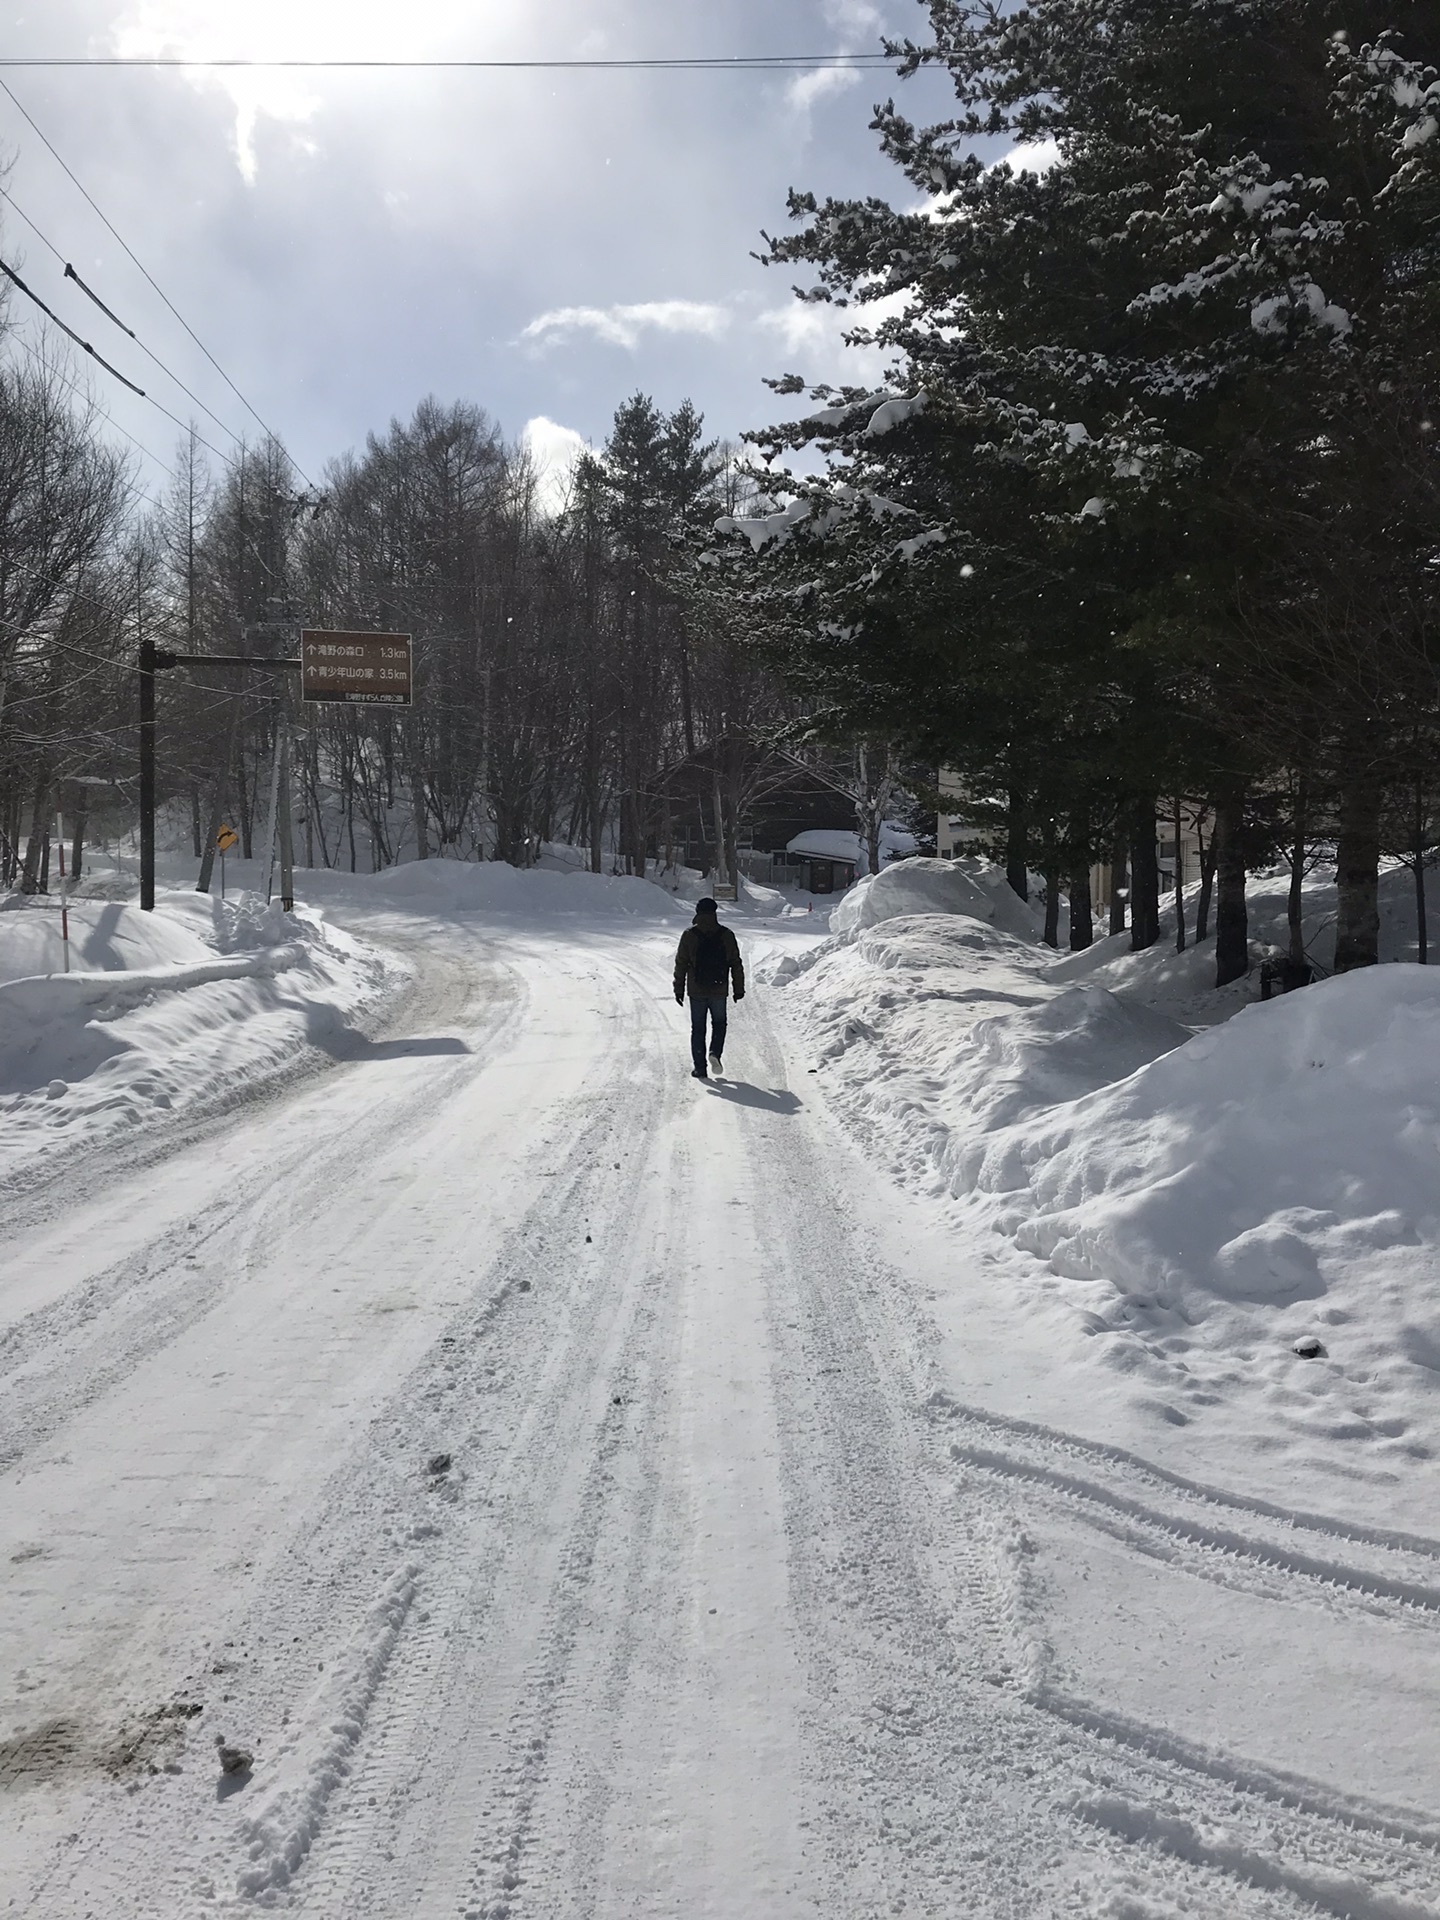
[300,631,413,706]
[216,824,240,853]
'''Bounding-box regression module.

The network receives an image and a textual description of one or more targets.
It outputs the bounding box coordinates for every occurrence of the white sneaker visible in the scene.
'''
[708,1052,723,1075]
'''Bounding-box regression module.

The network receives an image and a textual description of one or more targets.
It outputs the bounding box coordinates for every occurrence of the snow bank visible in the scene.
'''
[773,914,1183,1196]
[308,857,688,923]
[0,891,389,1185]
[831,856,1043,939]
[973,965,1440,1305]
[962,966,1440,1461]
[1050,858,1432,1028]
[780,878,1440,1466]
[0,893,215,984]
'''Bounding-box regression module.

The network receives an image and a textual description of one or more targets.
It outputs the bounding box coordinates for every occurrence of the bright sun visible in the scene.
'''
[106,0,542,179]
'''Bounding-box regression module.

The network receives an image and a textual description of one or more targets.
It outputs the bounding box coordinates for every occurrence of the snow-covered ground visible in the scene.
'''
[4,852,1440,1917]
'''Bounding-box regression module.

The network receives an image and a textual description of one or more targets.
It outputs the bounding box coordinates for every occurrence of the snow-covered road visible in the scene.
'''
[5,899,1440,1918]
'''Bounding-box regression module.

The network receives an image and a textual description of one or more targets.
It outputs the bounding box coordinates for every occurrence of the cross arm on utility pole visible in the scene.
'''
[152,651,302,670]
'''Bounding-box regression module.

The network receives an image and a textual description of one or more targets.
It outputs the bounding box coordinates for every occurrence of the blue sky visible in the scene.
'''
[0,0,958,507]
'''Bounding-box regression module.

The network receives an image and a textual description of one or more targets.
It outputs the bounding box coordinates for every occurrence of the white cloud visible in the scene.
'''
[752,291,904,389]
[993,137,1062,176]
[787,65,865,114]
[522,415,588,514]
[786,0,885,116]
[108,0,531,182]
[519,300,732,352]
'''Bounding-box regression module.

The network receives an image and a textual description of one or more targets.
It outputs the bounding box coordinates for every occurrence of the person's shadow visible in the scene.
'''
[302,1004,470,1062]
[704,1081,802,1114]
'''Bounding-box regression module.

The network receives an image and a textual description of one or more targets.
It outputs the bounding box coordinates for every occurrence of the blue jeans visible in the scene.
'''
[689,993,728,1072]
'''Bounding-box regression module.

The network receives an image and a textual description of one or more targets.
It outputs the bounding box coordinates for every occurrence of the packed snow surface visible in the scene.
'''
[4,853,1440,1917]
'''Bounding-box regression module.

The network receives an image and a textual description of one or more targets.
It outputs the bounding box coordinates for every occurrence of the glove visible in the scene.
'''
[674,988,684,1005]
[734,988,745,1002]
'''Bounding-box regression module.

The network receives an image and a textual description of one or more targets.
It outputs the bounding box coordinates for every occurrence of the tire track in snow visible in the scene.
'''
[751,1005,1440,1919]
[915,1412,1440,1909]
[0,943,514,1476]
[296,992,685,1918]
[1,941,643,1917]
[932,1399,1440,1619]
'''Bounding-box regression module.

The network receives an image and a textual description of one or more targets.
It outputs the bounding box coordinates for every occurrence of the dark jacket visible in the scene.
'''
[674,913,745,1001]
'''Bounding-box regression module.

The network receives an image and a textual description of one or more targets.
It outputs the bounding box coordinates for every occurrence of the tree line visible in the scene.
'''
[0,348,802,892]
[716,0,1440,977]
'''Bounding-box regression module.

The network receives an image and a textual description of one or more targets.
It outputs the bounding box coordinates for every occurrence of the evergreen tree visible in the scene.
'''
[719,0,1440,974]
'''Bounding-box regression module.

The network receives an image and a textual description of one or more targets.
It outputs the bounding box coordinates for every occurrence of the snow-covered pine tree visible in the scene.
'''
[719,0,1439,976]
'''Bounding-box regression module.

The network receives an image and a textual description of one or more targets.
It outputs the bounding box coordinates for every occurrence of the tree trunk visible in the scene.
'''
[1417,858,1428,967]
[1414,775,1427,966]
[1173,797,1186,953]
[70,806,86,885]
[238,742,253,861]
[20,766,50,894]
[411,736,430,863]
[1108,828,1127,935]
[1333,775,1382,972]
[1195,826,1217,941]
[1068,859,1094,950]
[1213,788,1249,987]
[1128,795,1161,950]
[190,781,202,858]
[1005,785,1028,902]
[1288,779,1308,966]
[1042,864,1061,947]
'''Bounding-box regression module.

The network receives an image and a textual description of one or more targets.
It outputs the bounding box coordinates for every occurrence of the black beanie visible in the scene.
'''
[696,897,719,915]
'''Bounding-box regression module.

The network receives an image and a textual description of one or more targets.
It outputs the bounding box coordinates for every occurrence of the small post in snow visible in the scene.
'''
[217,823,239,900]
[55,809,70,973]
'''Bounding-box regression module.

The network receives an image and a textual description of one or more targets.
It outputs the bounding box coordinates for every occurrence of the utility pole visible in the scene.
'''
[139,635,156,912]
[277,719,295,911]
[261,716,283,904]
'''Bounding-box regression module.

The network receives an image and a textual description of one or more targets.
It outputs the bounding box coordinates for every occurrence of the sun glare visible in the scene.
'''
[107,0,547,179]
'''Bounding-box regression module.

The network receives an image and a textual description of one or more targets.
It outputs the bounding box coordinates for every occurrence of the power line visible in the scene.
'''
[0,254,146,394]
[0,185,249,451]
[0,54,897,72]
[0,77,316,486]
[0,248,232,470]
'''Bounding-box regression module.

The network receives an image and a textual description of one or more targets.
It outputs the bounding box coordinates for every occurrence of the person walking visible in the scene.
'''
[673,896,745,1080]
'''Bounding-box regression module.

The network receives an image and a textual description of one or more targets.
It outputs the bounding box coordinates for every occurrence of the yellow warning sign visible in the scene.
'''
[217,825,240,853]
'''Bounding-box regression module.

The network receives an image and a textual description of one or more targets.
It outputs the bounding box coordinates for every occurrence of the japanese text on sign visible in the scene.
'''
[300,631,413,706]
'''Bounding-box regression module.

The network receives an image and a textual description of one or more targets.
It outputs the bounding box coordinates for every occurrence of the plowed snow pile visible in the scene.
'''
[831,854,1045,938]
[772,861,1440,1480]
[0,890,389,1184]
[768,903,1185,1197]
[968,965,1440,1458]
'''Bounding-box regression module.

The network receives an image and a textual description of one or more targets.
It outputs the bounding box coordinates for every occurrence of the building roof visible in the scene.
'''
[787,829,862,862]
